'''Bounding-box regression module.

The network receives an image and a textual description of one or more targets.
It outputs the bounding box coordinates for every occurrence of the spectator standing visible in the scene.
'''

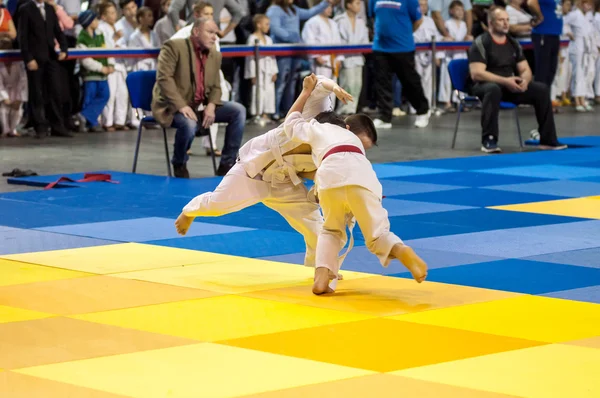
[528,0,562,87]
[18,0,72,137]
[369,0,431,128]
[244,14,278,122]
[154,0,186,45]
[266,0,332,119]
[98,0,130,131]
[334,0,369,115]
[76,9,113,133]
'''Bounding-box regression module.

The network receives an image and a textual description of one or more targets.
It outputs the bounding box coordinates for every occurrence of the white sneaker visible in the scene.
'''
[392,107,406,117]
[530,129,540,140]
[373,118,392,129]
[414,111,431,128]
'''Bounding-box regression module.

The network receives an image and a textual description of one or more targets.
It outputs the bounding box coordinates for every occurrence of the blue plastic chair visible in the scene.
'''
[447,59,523,149]
[126,70,172,177]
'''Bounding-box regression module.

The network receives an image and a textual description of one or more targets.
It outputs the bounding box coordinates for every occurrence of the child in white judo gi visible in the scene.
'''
[98,1,130,131]
[129,7,159,71]
[283,74,428,295]
[564,0,595,111]
[301,0,344,82]
[412,0,444,112]
[245,14,278,123]
[0,39,27,137]
[334,0,369,115]
[438,1,471,111]
[551,6,573,106]
[175,76,353,271]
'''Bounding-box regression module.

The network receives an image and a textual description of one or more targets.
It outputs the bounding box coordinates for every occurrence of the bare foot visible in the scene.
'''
[175,213,194,235]
[313,267,334,295]
[391,244,428,283]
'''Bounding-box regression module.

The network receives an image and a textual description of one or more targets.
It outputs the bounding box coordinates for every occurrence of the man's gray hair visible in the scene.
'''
[487,5,506,22]
[192,16,213,30]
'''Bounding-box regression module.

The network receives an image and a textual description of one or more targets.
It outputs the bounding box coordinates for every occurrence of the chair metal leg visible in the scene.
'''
[451,98,463,149]
[132,123,143,173]
[514,108,523,149]
[208,144,218,175]
[162,128,172,177]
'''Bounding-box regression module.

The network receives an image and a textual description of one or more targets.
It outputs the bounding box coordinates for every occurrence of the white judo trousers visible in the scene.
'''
[103,69,129,127]
[316,186,403,277]
[182,163,323,267]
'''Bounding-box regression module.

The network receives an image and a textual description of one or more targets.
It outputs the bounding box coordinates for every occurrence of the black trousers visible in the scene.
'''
[471,81,559,146]
[26,59,66,134]
[374,51,429,122]
[532,34,560,87]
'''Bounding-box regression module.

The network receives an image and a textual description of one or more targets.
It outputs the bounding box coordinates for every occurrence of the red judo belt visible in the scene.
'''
[44,173,119,190]
[322,145,364,161]
[320,145,386,198]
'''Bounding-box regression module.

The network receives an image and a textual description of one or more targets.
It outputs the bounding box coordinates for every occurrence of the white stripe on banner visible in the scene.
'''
[376,0,402,10]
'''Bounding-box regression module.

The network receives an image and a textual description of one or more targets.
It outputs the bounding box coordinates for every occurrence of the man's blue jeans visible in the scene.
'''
[171,101,246,167]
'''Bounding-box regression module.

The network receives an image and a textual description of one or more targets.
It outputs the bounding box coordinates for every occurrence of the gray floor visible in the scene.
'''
[1,106,598,193]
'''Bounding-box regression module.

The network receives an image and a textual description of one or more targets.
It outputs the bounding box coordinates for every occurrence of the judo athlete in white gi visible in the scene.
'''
[412,0,444,112]
[129,8,160,72]
[438,1,470,109]
[245,14,278,120]
[334,0,369,115]
[98,2,129,130]
[283,74,428,295]
[175,75,354,271]
[0,56,27,137]
[564,0,595,111]
[301,2,345,82]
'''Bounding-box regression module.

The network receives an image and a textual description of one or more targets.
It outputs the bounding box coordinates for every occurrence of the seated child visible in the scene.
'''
[283,74,428,295]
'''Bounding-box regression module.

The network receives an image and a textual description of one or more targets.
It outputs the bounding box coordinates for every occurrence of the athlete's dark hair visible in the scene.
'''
[315,111,347,128]
[345,114,378,145]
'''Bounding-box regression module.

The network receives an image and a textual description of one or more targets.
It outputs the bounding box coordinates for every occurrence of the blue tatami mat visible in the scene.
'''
[148,229,320,258]
[0,227,117,255]
[381,198,474,217]
[399,208,590,230]
[372,164,456,179]
[543,285,600,304]
[392,259,600,295]
[395,188,563,207]
[406,229,600,258]
[353,217,482,241]
[36,217,255,242]
[523,247,600,269]
[486,179,600,197]
[513,220,600,241]
[475,164,600,179]
[0,198,145,228]
[6,170,224,198]
[388,171,551,187]
[379,180,465,196]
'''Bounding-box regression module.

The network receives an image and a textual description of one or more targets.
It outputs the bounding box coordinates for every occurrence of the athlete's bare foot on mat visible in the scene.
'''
[313,267,334,295]
[175,213,194,235]
[391,244,428,283]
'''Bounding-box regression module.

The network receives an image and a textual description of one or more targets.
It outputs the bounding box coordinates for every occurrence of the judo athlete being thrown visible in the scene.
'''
[283,74,428,295]
[175,75,353,271]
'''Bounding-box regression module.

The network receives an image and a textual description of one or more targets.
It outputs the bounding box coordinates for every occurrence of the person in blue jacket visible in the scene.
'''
[368,0,431,129]
[266,0,334,120]
[528,0,563,86]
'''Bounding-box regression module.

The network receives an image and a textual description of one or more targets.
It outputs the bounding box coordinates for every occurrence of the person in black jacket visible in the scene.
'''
[18,0,72,137]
